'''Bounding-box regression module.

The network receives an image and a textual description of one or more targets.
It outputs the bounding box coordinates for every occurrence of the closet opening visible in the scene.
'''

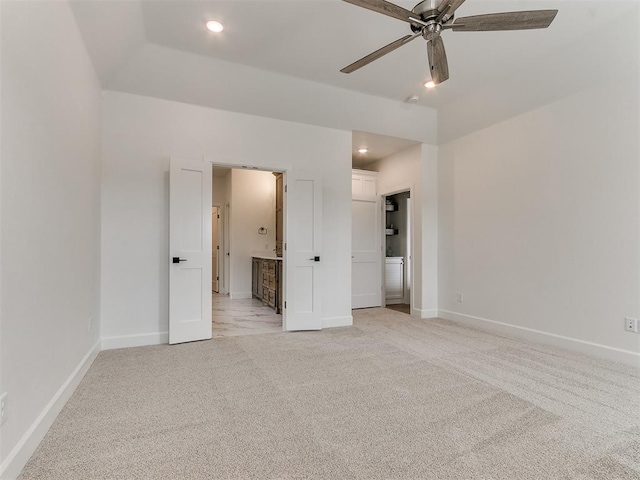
[383,191,411,315]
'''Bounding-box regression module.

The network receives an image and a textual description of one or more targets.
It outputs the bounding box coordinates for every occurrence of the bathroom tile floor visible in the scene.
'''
[212,292,282,338]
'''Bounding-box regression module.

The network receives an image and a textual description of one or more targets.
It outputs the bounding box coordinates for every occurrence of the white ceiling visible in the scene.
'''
[139,0,637,106]
[70,0,639,143]
[352,131,421,168]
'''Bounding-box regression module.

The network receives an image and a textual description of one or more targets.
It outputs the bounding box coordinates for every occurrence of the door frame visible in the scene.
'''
[212,204,223,293]
[380,186,414,313]
[210,162,288,330]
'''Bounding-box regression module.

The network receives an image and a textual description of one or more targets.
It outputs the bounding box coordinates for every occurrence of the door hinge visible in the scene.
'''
[216,245,219,250]
[217,215,220,219]
[217,276,219,280]
[284,301,287,309]
[284,243,287,250]
[285,185,287,193]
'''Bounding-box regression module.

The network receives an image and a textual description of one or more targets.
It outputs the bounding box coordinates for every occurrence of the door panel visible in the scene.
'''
[285,172,322,331]
[351,194,382,308]
[169,158,212,344]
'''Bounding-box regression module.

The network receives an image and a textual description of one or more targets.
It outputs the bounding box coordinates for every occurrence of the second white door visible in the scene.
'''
[169,158,213,344]
[351,172,382,309]
[285,171,323,331]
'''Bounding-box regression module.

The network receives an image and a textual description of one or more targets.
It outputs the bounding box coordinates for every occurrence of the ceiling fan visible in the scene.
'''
[341,0,558,85]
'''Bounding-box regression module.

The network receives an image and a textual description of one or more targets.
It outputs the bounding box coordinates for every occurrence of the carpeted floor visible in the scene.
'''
[20,309,640,479]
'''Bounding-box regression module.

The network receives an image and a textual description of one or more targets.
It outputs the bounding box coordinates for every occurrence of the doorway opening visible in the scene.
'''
[384,191,411,315]
[211,166,284,337]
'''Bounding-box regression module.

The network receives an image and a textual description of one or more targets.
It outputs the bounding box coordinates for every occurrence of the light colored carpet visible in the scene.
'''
[20,309,640,479]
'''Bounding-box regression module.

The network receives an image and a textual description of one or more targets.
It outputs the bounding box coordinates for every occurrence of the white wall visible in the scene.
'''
[0,1,102,477]
[229,169,276,298]
[101,91,353,344]
[212,175,226,206]
[110,43,439,145]
[438,75,640,364]
[372,144,438,318]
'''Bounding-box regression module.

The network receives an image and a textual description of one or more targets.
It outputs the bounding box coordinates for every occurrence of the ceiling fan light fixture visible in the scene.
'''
[358,148,368,154]
[424,80,436,89]
[206,20,224,33]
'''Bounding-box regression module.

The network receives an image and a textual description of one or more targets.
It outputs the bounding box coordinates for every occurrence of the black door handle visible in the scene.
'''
[308,256,320,262]
[172,257,187,264]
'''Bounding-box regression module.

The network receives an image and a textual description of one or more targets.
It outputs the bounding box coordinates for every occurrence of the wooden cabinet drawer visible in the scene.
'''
[268,289,276,307]
[253,258,281,313]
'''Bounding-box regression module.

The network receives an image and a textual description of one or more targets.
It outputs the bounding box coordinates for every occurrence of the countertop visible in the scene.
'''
[252,252,283,261]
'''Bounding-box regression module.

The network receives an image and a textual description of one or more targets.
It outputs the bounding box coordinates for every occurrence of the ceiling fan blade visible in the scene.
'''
[427,36,449,84]
[342,0,415,23]
[341,33,421,74]
[451,10,558,31]
[435,0,466,23]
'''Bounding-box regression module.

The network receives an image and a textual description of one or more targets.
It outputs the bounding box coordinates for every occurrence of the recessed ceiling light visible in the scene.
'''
[424,81,436,89]
[206,20,224,33]
[358,148,368,154]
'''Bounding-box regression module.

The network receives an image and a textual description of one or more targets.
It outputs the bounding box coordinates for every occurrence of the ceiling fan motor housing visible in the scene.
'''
[410,0,453,32]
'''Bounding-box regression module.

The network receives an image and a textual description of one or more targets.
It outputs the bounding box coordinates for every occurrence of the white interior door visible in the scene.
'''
[351,193,382,308]
[285,171,322,331]
[169,158,212,344]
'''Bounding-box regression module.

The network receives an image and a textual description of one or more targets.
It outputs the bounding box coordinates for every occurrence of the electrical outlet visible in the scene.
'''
[0,392,7,426]
[456,292,464,303]
[624,318,638,333]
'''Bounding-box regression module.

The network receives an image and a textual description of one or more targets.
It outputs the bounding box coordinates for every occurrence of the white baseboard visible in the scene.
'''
[385,299,404,305]
[101,332,168,350]
[438,310,640,367]
[418,309,439,319]
[229,292,252,300]
[323,315,353,328]
[0,340,101,480]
